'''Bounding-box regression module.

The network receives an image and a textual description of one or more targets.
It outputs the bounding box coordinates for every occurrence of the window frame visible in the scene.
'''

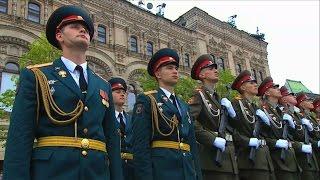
[146,41,153,56]
[27,2,41,23]
[130,36,138,53]
[97,24,107,44]
[0,0,8,14]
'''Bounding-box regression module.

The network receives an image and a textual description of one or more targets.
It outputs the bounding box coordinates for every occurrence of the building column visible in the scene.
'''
[227,50,236,75]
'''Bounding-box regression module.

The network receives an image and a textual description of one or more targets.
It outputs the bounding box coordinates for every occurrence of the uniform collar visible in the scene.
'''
[61,56,87,73]
[160,87,175,99]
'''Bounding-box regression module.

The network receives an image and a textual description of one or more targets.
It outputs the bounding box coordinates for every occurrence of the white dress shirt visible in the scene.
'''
[61,56,88,87]
[115,110,126,124]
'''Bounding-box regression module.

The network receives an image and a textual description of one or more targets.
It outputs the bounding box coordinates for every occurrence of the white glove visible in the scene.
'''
[301,118,313,131]
[301,144,312,154]
[213,137,226,152]
[221,98,236,118]
[318,141,320,148]
[275,139,289,149]
[282,113,295,129]
[255,109,271,126]
[249,138,261,149]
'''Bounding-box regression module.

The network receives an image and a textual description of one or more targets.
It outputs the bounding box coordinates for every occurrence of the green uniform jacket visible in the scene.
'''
[261,103,301,173]
[301,112,320,171]
[286,109,319,173]
[189,86,238,174]
[3,59,123,180]
[118,112,134,180]
[132,89,202,180]
[232,98,274,171]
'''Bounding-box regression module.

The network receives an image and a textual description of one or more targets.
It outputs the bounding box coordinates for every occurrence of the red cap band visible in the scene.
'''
[195,59,213,79]
[153,56,176,73]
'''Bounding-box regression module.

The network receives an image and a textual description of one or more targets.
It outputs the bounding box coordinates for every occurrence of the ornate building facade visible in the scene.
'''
[0,0,270,168]
[0,0,270,91]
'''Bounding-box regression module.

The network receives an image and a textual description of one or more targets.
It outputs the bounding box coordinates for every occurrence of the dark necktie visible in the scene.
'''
[75,65,87,93]
[118,113,126,135]
[170,94,179,110]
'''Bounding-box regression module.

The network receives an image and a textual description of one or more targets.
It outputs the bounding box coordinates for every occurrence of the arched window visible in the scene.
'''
[216,57,225,70]
[0,0,8,13]
[146,41,153,56]
[236,63,242,74]
[252,69,257,80]
[130,36,138,52]
[97,25,106,43]
[28,2,40,23]
[5,62,19,71]
[184,53,190,67]
[1,62,19,96]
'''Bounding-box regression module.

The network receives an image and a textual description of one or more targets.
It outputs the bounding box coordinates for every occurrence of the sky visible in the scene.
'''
[130,0,320,94]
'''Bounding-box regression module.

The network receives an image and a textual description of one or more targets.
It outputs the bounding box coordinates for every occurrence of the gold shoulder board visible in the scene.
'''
[144,90,157,95]
[234,95,243,100]
[27,62,53,69]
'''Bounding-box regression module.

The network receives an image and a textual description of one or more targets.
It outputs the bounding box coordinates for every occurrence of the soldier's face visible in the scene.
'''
[301,100,314,110]
[200,66,219,83]
[155,64,179,86]
[112,89,126,106]
[286,95,297,105]
[56,22,90,50]
[266,86,282,99]
[241,81,258,95]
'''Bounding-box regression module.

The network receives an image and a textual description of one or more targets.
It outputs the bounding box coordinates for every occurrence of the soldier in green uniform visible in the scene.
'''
[109,77,134,180]
[3,5,122,180]
[230,70,275,180]
[188,54,239,180]
[258,77,301,180]
[278,87,319,179]
[132,48,202,180]
[296,93,320,176]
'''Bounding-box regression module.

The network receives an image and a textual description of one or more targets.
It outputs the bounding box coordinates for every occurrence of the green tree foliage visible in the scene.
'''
[0,34,60,119]
[215,69,238,99]
[137,68,238,102]
[19,33,61,68]
[0,76,18,119]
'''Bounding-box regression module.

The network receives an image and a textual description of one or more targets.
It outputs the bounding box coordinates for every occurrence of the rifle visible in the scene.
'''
[303,124,312,166]
[249,109,261,163]
[277,106,288,162]
[215,85,232,166]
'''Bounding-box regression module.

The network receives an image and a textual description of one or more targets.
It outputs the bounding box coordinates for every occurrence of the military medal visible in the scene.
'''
[48,80,58,85]
[50,87,55,95]
[55,67,61,70]
[162,95,168,102]
[58,70,67,77]
[100,89,109,108]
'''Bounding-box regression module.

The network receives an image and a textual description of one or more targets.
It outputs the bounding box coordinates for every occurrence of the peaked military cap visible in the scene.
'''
[109,77,127,91]
[46,5,94,49]
[280,86,294,97]
[231,70,257,92]
[191,54,217,80]
[257,76,279,96]
[296,92,311,107]
[147,48,179,76]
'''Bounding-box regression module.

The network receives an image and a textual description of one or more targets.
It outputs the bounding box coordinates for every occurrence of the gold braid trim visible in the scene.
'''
[30,68,84,125]
[146,94,178,137]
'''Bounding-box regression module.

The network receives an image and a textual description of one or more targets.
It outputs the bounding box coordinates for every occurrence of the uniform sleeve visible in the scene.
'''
[132,94,153,180]
[231,100,250,147]
[3,68,37,180]
[189,92,217,147]
[103,83,123,180]
[188,110,203,180]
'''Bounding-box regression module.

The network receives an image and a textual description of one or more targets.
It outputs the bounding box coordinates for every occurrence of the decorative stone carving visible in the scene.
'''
[86,56,113,80]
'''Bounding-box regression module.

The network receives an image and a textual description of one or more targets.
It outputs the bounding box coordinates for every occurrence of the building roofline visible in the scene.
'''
[121,0,196,33]
[176,6,268,43]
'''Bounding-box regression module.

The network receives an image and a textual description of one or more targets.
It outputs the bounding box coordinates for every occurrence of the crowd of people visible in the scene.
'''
[2,5,320,180]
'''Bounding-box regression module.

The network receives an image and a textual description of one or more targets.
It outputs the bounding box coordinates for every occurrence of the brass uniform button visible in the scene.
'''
[82,150,87,156]
[84,106,89,111]
[179,142,184,149]
[83,128,88,134]
[81,138,90,149]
